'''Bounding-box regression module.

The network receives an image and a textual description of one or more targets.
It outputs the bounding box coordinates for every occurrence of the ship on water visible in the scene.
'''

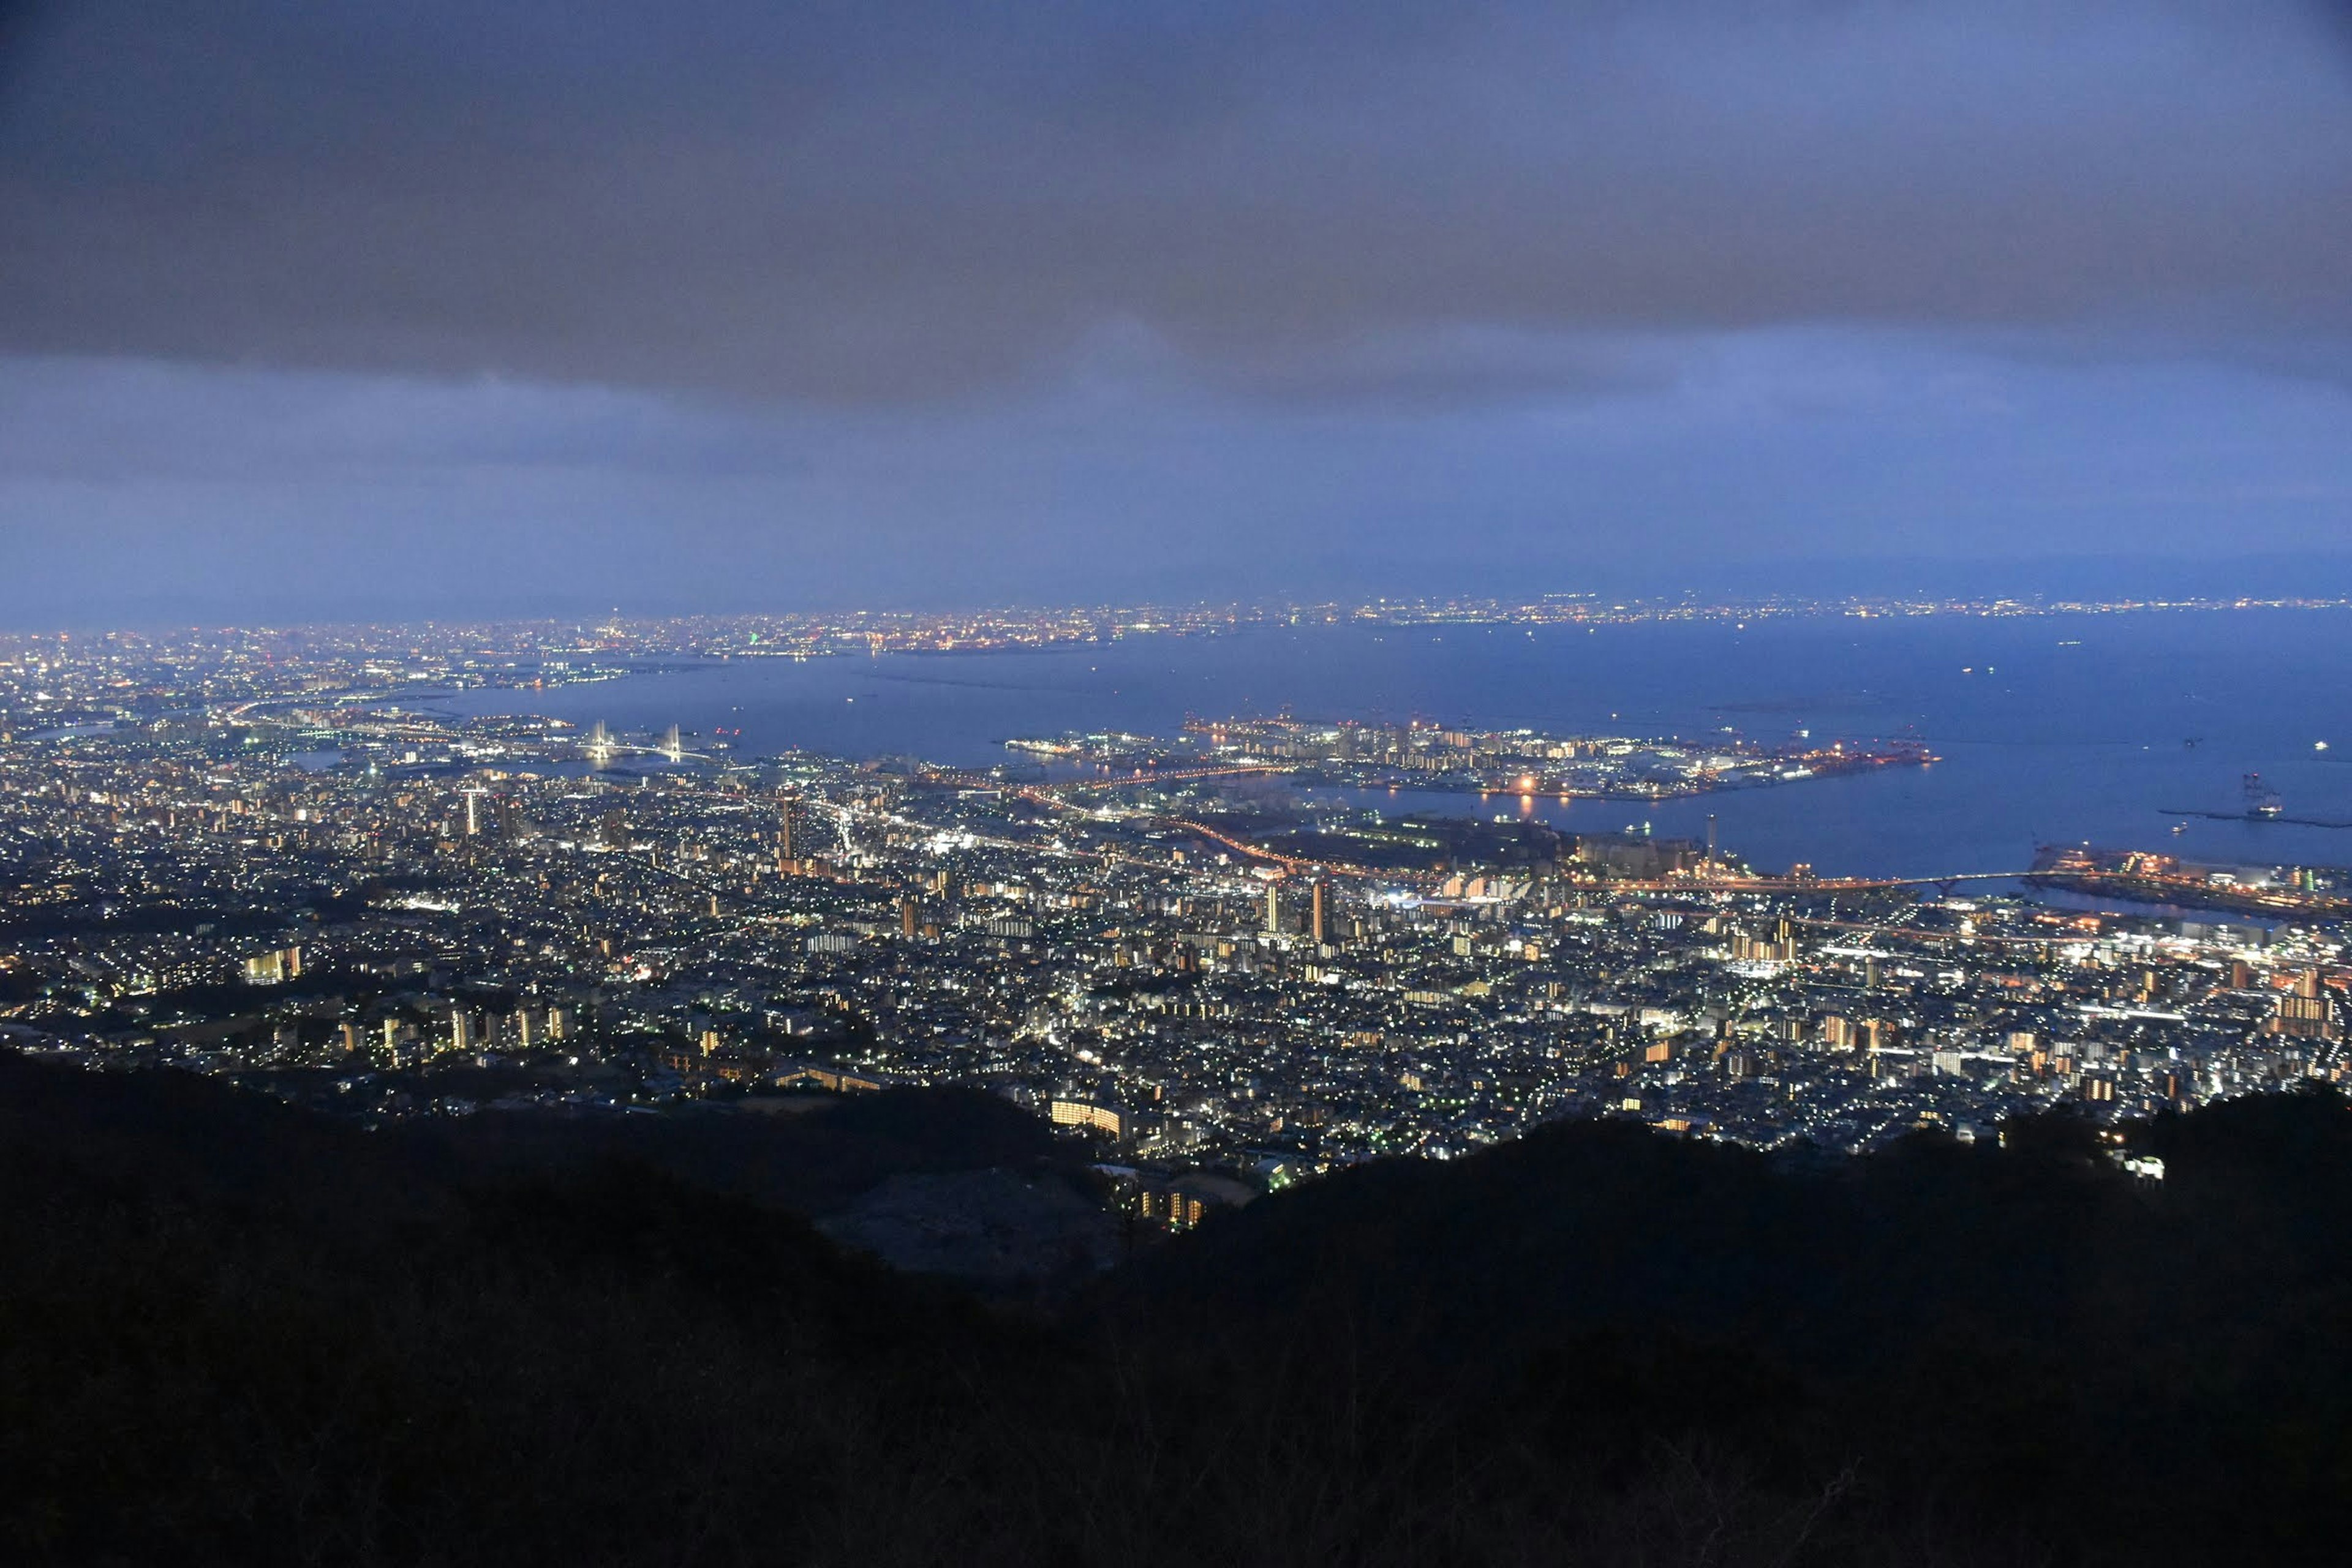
[2158,772,2352,831]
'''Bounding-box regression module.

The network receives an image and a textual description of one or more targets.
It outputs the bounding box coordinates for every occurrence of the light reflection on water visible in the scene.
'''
[434,613,2352,880]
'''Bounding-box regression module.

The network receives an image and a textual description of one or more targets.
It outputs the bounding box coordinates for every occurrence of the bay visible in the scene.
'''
[437,609,2352,880]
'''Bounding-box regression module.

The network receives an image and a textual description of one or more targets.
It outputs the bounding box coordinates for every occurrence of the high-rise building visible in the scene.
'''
[2272,974,2335,1039]
[242,946,300,984]
[1048,1099,1124,1139]
[1310,880,1327,946]
[1264,880,1283,936]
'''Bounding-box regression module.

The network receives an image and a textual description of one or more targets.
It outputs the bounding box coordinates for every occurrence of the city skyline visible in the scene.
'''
[7,10,2352,1557]
[5,615,2342,1159]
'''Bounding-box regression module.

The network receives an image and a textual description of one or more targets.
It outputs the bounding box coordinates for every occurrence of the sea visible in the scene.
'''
[435,609,2352,883]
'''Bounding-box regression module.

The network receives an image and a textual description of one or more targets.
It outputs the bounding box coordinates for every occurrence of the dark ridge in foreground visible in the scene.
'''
[4,1053,2350,1566]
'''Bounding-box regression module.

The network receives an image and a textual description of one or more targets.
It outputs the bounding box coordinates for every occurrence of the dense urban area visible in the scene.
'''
[1,609,2345,1232]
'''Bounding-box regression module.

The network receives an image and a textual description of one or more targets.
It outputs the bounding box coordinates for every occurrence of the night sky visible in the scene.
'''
[2,1,2348,624]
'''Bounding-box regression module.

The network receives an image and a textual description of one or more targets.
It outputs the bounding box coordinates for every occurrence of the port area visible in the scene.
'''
[2028,845,2352,919]
[1069,714,1938,802]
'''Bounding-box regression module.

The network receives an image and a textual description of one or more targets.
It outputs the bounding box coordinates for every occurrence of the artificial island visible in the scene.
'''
[2,616,2345,1229]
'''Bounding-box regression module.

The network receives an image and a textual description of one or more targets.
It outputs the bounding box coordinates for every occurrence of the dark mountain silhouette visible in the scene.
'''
[3,1050,2348,1565]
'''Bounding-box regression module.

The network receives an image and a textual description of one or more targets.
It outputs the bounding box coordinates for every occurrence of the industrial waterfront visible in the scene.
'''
[436,607,2352,878]
[3,600,2345,1182]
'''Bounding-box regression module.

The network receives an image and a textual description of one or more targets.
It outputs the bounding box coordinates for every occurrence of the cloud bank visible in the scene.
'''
[0,1,2347,621]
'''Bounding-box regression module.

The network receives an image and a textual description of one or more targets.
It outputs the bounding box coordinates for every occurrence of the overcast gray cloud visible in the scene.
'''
[0,1,2348,624]
[4,0,2350,401]
[1,325,2346,625]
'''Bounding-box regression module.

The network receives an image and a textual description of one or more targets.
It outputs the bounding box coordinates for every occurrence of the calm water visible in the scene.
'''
[439,611,2352,879]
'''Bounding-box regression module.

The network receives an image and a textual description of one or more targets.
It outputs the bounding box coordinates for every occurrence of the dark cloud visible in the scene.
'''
[0,358,808,483]
[3,1,2348,403]
[1,326,2345,626]
[1,2,2347,627]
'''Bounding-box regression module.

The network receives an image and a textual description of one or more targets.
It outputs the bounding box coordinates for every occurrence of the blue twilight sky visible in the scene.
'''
[1,0,2349,625]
